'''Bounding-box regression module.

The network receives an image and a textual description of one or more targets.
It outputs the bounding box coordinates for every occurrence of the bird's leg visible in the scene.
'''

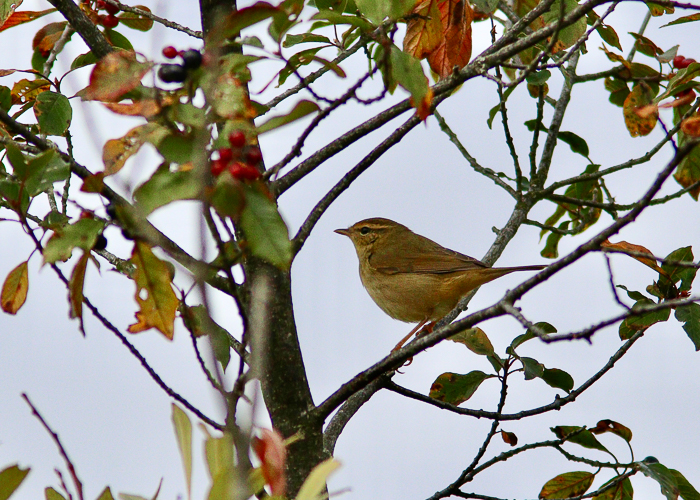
[392,319,428,352]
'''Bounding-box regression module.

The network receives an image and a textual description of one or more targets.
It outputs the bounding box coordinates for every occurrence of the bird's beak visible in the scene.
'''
[334,228,350,237]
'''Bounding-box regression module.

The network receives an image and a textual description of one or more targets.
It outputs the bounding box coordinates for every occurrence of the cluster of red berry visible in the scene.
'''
[93,0,120,28]
[158,46,203,83]
[673,55,697,69]
[210,131,263,181]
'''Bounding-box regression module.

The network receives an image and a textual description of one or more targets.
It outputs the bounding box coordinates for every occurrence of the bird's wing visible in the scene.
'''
[369,235,488,275]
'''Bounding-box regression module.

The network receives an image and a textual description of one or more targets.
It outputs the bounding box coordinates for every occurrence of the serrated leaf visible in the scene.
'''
[134,164,202,215]
[448,327,494,356]
[127,241,179,340]
[33,91,72,136]
[0,465,30,500]
[172,404,193,498]
[429,370,494,405]
[1,261,28,314]
[43,218,105,264]
[240,185,292,269]
[539,471,595,499]
[295,459,341,500]
[257,100,320,133]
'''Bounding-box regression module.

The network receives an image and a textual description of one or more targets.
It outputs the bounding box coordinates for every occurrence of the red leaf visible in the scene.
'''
[427,0,473,79]
[252,429,287,497]
[84,51,153,102]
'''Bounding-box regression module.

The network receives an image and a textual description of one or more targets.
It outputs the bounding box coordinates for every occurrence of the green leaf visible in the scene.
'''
[257,100,320,134]
[661,247,696,291]
[70,51,97,71]
[510,322,557,352]
[354,0,413,23]
[118,5,155,31]
[33,91,72,135]
[25,151,70,197]
[526,69,551,86]
[171,404,193,499]
[295,459,341,500]
[212,2,280,42]
[605,77,630,107]
[541,220,570,259]
[645,0,674,17]
[487,86,516,129]
[96,487,115,500]
[283,33,332,47]
[656,44,679,63]
[180,304,233,370]
[43,218,105,264]
[661,13,700,27]
[310,10,374,31]
[552,426,609,452]
[675,303,700,351]
[616,285,647,302]
[542,368,574,393]
[429,371,494,405]
[669,469,700,500]
[45,487,67,500]
[448,327,495,356]
[628,32,662,57]
[6,143,28,179]
[0,465,30,500]
[539,471,595,499]
[592,477,633,500]
[639,461,680,500]
[134,164,202,214]
[103,29,133,51]
[596,24,622,51]
[557,131,589,158]
[521,357,544,380]
[542,0,587,50]
[156,133,195,165]
[240,185,293,269]
[619,298,671,340]
[389,45,430,117]
[0,85,11,111]
[472,0,499,14]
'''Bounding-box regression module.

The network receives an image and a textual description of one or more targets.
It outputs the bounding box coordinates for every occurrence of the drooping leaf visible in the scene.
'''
[68,252,89,335]
[389,45,432,119]
[501,430,518,446]
[0,8,54,32]
[427,0,473,80]
[675,303,700,351]
[240,185,293,269]
[43,218,105,264]
[539,471,595,499]
[171,404,193,498]
[403,0,442,59]
[1,261,28,315]
[0,465,30,500]
[596,23,622,51]
[256,100,320,133]
[252,429,287,497]
[601,240,663,273]
[134,164,202,214]
[127,241,179,340]
[83,51,152,102]
[180,304,234,370]
[448,327,495,356]
[429,370,494,405]
[624,82,657,137]
[557,131,590,158]
[590,419,633,442]
[639,461,680,500]
[103,123,169,175]
[669,469,700,500]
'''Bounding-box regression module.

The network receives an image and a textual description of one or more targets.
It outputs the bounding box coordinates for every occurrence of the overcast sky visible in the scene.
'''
[1,1,700,500]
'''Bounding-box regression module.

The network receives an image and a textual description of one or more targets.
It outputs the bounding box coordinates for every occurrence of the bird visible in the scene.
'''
[335,218,546,351]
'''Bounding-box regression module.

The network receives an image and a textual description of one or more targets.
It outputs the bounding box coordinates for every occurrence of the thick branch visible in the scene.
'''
[45,0,113,59]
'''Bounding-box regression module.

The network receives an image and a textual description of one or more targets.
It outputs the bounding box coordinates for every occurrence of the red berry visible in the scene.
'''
[228,162,261,181]
[104,2,120,15]
[245,147,263,165]
[218,148,233,162]
[673,55,685,68]
[96,0,107,9]
[675,57,696,69]
[101,14,119,28]
[677,89,696,98]
[211,159,226,176]
[162,46,178,59]
[228,131,246,148]
[684,58,697,66]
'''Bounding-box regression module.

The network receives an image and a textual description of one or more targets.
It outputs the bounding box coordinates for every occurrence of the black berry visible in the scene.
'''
[158,64,187,83]
[180,49,202,70]
[94,234,108,251]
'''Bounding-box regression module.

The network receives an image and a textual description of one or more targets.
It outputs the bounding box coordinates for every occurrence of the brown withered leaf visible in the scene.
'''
[501,430,518,446]
[659,91,697,110]
[0,0,23,27]
[681,115,700,137]
[103,123,168,175]
[84,51,152,102]
[103,99,161,118]
[32,21,67,54]
[1,261,29,315]
[127,241,178,340]
[427,0,473,80]
[623,82,657,137]
[404,0,442,60]
[11,78,51,105]
[0,8,56,32]
[80,172,105,193]
[601,240,664,274]
[69,252,89,335]
[589,419,633,442]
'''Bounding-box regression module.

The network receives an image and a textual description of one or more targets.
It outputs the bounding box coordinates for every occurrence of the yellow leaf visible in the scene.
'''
[69,252,89,335]
[127,241,178,340]
[1,261,28,314]
[623,82,657,137]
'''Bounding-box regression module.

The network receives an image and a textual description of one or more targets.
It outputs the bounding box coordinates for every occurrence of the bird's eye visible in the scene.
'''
[360,226,370,235]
